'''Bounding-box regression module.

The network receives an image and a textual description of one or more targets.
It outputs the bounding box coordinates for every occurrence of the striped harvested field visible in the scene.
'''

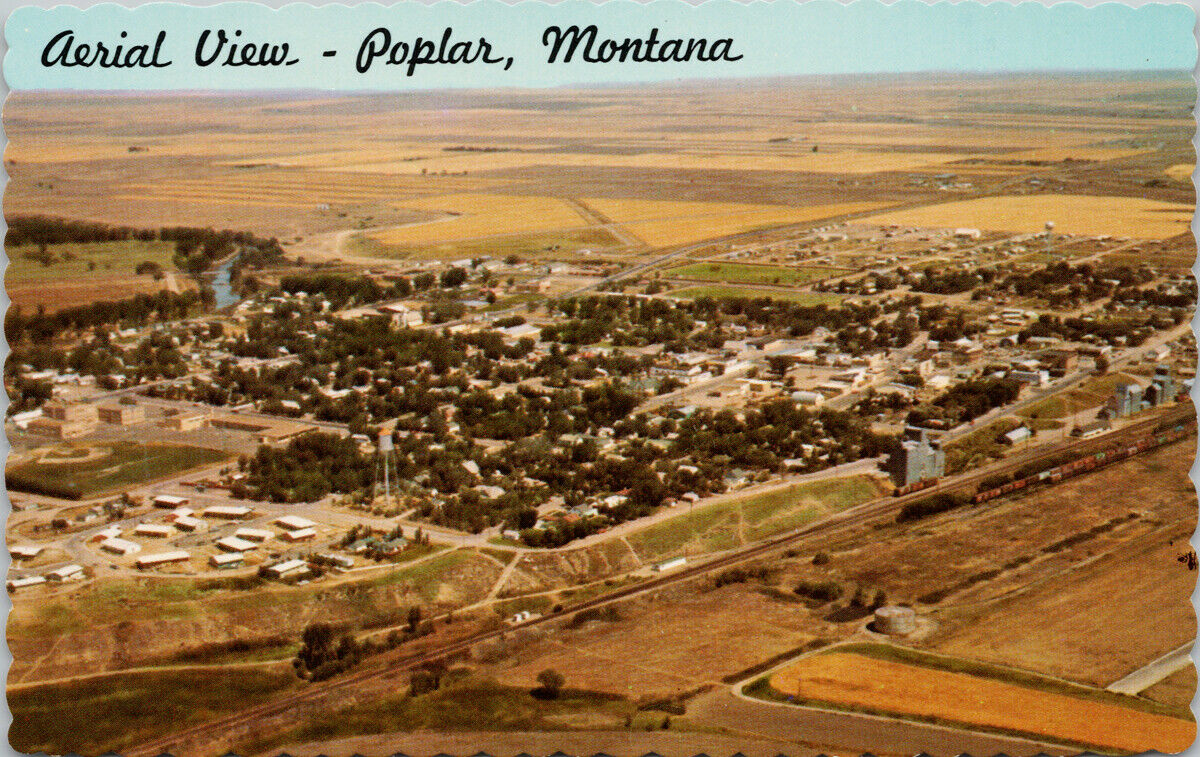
[859,195,1194,240]
[118,172,481,209]
[332,149,966,177]
[584,197,883,247]
[767,649,1194,754]
[366,193,590,246]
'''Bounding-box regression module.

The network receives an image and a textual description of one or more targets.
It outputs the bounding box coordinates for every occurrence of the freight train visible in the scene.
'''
[972,421,1194,504]
[893,478,939,497]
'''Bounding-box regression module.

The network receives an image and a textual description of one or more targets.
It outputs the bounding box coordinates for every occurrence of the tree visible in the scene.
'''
[297,622,337,671]
[440,267,468,288]
[407,605,423,632]
[409,669,439,695]
[535,668,565,699]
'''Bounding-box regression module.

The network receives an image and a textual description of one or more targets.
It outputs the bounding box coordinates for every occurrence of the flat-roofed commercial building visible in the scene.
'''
[135,551,190,569]
[98,403,146,425]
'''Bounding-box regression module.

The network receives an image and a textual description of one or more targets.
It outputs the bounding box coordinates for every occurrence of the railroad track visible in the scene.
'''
[125,408,1193,757]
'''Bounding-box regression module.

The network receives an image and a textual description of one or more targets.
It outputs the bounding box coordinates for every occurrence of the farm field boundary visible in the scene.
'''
[750,642,1194,754]
[6,442,232,499]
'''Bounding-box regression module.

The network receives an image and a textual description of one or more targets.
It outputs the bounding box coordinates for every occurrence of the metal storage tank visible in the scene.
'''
[873,605,917,635]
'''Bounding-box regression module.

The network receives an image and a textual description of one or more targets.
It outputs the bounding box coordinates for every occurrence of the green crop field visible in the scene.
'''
[6,442,231,499]
[1017,372,1136,422]
[664,262,844,286]
[668,285,842,305]
[236,674,631,756]
[6,240,177,285]
[10,667,298,756]
[627,474,883,561]
[943,417,1025,474]
[345,227,624,262]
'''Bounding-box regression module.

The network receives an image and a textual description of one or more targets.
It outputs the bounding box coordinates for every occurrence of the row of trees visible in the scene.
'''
[5,289,214,344]
[6,215,287,278]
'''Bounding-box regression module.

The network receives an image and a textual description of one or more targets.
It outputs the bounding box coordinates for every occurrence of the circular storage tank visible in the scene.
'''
[873,605,917,635]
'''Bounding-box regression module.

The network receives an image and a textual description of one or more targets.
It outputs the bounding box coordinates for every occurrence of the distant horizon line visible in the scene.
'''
[7,66,1192,98]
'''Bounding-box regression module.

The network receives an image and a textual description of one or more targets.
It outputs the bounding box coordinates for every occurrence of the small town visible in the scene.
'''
[2,22,1196,757]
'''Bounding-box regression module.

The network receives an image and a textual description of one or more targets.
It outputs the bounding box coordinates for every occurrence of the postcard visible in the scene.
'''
[2,1,1196,755]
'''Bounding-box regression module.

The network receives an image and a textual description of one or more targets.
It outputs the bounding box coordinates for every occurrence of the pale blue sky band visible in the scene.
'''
[4,1,1196,91]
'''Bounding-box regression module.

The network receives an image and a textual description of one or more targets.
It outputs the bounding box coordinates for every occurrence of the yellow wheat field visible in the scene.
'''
[693,123,1121,151]
[583,197,883,247]
[215,142,554,170]
[1166,164,1195,182]
[769,651,1195,754]
[119,171,483,208]
[989,146,1149,163]
[860,194,1194,240]
[365,193,590,246]
[6,133,315,163]
[331,148,967,177]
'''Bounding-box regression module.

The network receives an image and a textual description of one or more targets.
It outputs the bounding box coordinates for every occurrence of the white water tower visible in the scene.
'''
[373,430,398,505]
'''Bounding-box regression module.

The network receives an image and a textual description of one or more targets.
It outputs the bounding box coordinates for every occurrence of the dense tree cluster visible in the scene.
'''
[908,377,1022,426]
[5,289,213,344]
[909,266,991,294]
[5,216,155,246]
[6,215,286,278]
[294,621,362,681]
[1020,313,1169,348]
[6,374,53,415]
[1110,280,1196,310]
[674,401,887,473]
[242,432,373,503]
[279,273,396,310]
[896,492,971,523]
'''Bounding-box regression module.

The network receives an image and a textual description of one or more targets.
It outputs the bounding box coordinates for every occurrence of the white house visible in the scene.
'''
[136,551,190,569]
[99,537,142,556]
[216,536,258,553]
[275,515,317,531]
[47,564,85,582]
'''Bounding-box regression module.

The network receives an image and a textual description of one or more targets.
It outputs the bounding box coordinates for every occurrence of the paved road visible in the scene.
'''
[1106,642,1194,695]
[943,320,1192,444]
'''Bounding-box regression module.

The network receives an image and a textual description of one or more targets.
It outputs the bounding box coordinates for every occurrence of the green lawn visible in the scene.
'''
[345,227,623,262]
[483,293,542,312]
[665,262,845,287]
[627,475,883,561]
[370,548,476,602]
[668,285,843,305]
[6,241,177,285]
[13,579,210,638]
[1017,372,1135,421]
[9,667,298,756]
[739,477,882,540]
[236,675,630,755]
[6,442,231,499]
[943,417,1024,474]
